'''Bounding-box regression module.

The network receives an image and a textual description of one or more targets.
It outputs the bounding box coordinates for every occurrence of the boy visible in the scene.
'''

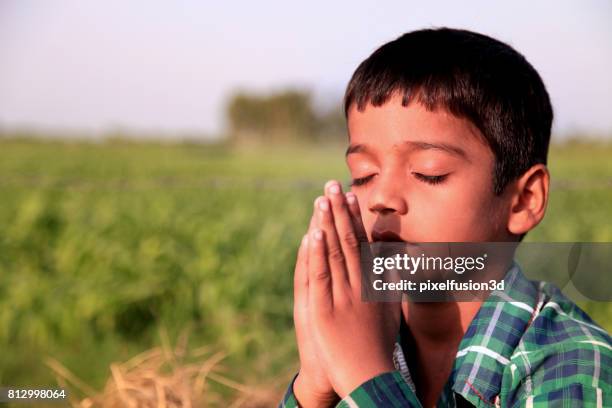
[279,28,611,407]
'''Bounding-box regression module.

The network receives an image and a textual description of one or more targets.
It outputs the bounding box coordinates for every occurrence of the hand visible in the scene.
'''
[306,180,402,398]
[293,213,340,407]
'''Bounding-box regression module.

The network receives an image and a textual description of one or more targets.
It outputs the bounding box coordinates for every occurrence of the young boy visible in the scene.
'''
[279,28,611,407]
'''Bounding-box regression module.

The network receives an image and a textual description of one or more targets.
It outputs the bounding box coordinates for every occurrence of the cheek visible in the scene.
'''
[410,179,502,240]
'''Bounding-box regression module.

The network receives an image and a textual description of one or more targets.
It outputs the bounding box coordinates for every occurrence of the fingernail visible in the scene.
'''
[329,183,340,194]
[346,192,356,204]
[313,229,323,241]
[318,197,329,211]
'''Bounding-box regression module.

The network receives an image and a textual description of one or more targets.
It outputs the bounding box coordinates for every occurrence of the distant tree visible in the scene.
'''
[227,89,318,144]
[225,88,348,145]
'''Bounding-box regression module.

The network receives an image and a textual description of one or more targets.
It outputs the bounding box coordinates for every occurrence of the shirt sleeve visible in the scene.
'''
[278,372,300,408]
[279,371,423,408]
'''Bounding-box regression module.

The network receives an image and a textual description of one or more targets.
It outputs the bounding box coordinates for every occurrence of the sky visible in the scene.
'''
[0,0,611,139]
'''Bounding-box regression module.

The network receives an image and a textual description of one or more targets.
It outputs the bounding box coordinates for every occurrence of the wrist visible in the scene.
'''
[293,372,339,408]
[333,361,397,398]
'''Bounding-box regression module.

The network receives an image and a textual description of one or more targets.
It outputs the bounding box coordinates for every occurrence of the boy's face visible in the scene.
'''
[346,93,512,243]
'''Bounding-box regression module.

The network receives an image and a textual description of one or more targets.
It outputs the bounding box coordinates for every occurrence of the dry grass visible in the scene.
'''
[45,328,281,408]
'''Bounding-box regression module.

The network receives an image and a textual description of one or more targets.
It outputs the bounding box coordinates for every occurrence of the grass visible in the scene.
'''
[0,137,610,405]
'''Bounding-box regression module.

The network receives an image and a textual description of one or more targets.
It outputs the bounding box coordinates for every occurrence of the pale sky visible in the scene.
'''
[0,0,611,139]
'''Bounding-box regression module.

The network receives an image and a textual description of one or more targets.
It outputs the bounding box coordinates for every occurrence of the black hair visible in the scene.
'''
[344,27,553,195]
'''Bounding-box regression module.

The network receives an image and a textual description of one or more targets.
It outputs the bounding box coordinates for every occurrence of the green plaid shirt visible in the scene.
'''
[279,263,612,407]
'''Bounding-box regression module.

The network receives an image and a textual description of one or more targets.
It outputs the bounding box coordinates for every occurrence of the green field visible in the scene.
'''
[0,138,611,405]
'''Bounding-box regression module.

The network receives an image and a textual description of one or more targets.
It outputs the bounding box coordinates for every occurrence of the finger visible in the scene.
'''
[294,234,310,309]
[325,180,362,287]
[295,213,316,311]
[315,195,350,301]
[345,191,370,290]
[308,228,332,314]
[345,191,369,243]
[307,207,317,232]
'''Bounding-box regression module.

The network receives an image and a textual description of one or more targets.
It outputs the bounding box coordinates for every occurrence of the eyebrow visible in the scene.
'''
[345,140,469,160]
[406,141,468,159]
[345,143,368,157]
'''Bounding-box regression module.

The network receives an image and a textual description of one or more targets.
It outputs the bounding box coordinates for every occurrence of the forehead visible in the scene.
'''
[346,94,488,158]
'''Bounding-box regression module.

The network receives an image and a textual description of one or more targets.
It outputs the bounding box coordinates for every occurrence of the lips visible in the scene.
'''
[371,230,404,242]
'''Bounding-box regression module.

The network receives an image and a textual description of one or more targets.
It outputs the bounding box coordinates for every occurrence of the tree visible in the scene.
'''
[227,89,318,144]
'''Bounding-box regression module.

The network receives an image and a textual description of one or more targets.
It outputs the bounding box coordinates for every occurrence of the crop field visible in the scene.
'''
[0,138,610,405]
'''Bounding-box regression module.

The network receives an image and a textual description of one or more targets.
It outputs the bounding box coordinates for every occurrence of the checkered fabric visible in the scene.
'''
[279,263,611,407]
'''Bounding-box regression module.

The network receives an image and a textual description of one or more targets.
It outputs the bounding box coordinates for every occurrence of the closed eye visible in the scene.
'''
[350,174,375,187]
[413,172,448,185]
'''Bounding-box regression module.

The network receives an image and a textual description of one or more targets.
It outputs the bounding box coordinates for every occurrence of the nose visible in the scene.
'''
[367,171,408,215]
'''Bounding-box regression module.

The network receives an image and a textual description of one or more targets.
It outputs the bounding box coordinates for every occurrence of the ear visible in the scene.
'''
[507,164,550,236]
